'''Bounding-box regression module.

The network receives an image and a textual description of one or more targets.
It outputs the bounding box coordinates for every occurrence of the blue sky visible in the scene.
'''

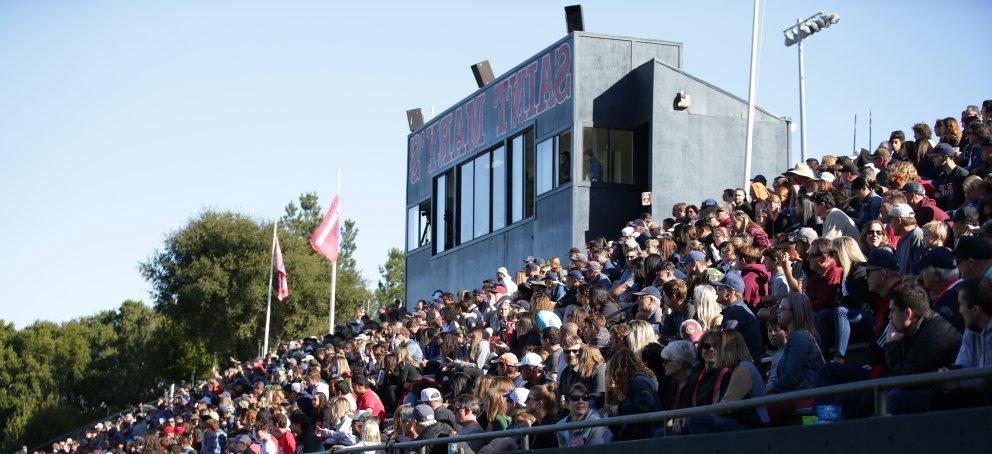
[1,1,989,328]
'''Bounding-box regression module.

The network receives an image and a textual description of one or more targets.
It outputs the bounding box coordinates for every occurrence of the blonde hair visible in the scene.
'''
[625,320,656,356]
[716,329,753,369]
[481,388,508,429]
[329,396,351,422]
[580,345,605,377]
[921,221,949,243]
[832,236,867,278]
[532,293,556,313]
[693,285,722,331]
[359,419,381,443]
[963,175,985,195]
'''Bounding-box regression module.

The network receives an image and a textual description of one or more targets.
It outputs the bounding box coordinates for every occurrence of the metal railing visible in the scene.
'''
[328,366,992,454]
[27,402,157,452]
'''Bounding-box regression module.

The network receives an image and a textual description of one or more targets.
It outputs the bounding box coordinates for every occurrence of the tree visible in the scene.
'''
[140,210,334,376]
[280,192,323,240]
[375,248,405,305]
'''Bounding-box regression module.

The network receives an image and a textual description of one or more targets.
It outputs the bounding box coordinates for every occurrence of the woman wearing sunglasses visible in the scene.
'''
[766,293,825,425]
[859,220,893,256]
[555,383,612,447]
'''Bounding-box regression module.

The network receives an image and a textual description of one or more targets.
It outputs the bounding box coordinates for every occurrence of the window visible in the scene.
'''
[536,129,572,195]
[557,130,571,186]
[434,171,455,254]
[459,161,474,243]
[511,129,534,222]
[473,154,490,238]
[536,138,553,194]
[407,202,431,251]
[491,146,506,231]
[582,127,634,184]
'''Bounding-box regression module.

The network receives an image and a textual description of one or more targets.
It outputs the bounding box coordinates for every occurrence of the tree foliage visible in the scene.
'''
[375,247,405,304]
[2,193,384,449]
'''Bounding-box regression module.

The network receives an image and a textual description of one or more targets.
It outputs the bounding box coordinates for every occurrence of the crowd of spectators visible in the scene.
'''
[29,101,992,454]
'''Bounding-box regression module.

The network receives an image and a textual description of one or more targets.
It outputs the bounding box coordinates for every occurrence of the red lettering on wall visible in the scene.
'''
[536,53,554,115]
[409,134,422,183]
[493,79,509,136]
[471,93,486,148]
[554,42,572,104]
[439,114,453,166]
[425,124,438,173]
[452,106,465,156]
[523,60,539,119]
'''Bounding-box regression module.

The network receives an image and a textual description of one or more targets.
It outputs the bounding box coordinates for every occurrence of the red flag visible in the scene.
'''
[309,194,341,263]
[274,233,289,301]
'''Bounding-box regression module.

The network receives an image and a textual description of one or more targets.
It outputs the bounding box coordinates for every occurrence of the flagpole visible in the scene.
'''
[264,220,277,355]
[329,169,341,334]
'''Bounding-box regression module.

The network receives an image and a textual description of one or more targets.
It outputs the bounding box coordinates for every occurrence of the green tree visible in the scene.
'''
[280,192,323,240]
[375,247,405,304]
[140,210,334,378]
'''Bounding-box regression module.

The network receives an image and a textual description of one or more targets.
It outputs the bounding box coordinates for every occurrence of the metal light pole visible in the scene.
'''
[743,0,761,190]
[784,12,839,163]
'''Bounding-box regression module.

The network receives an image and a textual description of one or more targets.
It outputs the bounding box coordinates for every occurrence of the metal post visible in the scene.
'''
[521,434,530,451]
[263,221,277,355]
[873,386,887,416]
[329,169,341,335]
[419,446,427,454]
[797,18,808,163]
[853,114,858,154]
[743,0,761,189]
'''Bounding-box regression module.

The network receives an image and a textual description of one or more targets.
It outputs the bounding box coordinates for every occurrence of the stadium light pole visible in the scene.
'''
[784,11,839,163]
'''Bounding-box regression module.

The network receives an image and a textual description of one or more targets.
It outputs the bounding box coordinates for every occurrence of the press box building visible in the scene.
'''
[404,32,790,305]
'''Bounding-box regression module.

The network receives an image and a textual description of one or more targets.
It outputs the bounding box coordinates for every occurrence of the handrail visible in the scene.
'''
[325,366,992,454]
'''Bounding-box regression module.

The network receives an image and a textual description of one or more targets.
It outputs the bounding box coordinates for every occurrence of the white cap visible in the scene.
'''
[620,226,635,237]
[419,387,443,402]
[888,203,915,219]
[515,352,544,368]
[497,266,509,276]
[818,172,836,183]
[506,388,529,407]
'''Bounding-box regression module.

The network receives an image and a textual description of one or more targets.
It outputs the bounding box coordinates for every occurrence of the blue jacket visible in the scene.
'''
[855,191,882,228]
[615,372,661,441]
[772,330,824,392]
[722,300,765,361]
[955,318,992,390]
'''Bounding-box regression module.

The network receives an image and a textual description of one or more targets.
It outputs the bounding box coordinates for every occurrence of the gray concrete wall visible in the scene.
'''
[648,59,789,216]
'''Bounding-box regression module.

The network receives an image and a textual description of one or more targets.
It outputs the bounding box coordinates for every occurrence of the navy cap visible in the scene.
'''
[673,269,688,280]
[702,198,718,207]
[633,286,662,302]
[567,270,585,281]
[867,248,899,271]
[934,142,955,156]
[715,271,745,294]
[543,272,560,282]
[955,236,992,260]
[901,181,926,197]
[525,263,539,272]
[679,251,706,265]
[913,247,956,273]
[511,300,532,311]
[751,175,767,185]
[524,256,536,263]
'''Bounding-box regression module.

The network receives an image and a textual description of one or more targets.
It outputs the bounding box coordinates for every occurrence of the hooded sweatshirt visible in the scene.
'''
[740,263,770,310]
[555,410,613,447]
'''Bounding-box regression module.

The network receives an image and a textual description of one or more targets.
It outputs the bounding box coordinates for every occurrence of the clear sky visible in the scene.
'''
[1,1,989,328]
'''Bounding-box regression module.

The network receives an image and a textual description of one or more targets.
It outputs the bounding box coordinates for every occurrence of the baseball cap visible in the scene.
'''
[679,319,704,344]
[786,227,818,244]
[633,286,662,302]
[511,300,532,311]
[585,261,602,271]
[913,247,956,273]
[573,253,588,262]
[867,248,899,271]
[524,256,536,263]
[955,236,992,260]
[506,388,529,407]
[231,435,253,445]
[751,174,767,185]
[679,251,706,265]
[525,263,539,272]
[870,148,891,160]
[934,143,956,157]
[621,226,636,237]
[419,388,443,403]
[492,352,519,366]
[493,284,507,294]
[702,198,718,207]
[715,271,746,294]
[515,352,544,368]
[901,181,925,197]
[543,272,560,282]
[411,404,435,423]
[817,172,836,183]
[567,270,584,281]
[887,203,915,220]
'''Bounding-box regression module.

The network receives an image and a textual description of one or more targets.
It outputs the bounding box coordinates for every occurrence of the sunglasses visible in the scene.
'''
[564,348,582,356]
[568,394,594,402]
[867,230,885,236]
[701,342,716,351]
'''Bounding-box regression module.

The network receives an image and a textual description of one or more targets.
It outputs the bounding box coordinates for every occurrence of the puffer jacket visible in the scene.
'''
[885,311,962,377]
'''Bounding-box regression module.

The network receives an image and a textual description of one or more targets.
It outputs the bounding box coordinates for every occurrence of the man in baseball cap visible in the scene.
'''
[888,203,925,275]
[901,181,949,225]
[931,142,970,211]
[516,352,550,388]
[585,261,611,289]
[714,271,764,360]
[633,286,665,325]
[955,236,992,280]
[914,247,964,331]
[419,387,458,430]
[492,353,524,387]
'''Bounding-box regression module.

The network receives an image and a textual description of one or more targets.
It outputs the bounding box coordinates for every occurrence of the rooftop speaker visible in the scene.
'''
[471,60,495,88]
[406,108,424,132]
[565,5,584,33]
